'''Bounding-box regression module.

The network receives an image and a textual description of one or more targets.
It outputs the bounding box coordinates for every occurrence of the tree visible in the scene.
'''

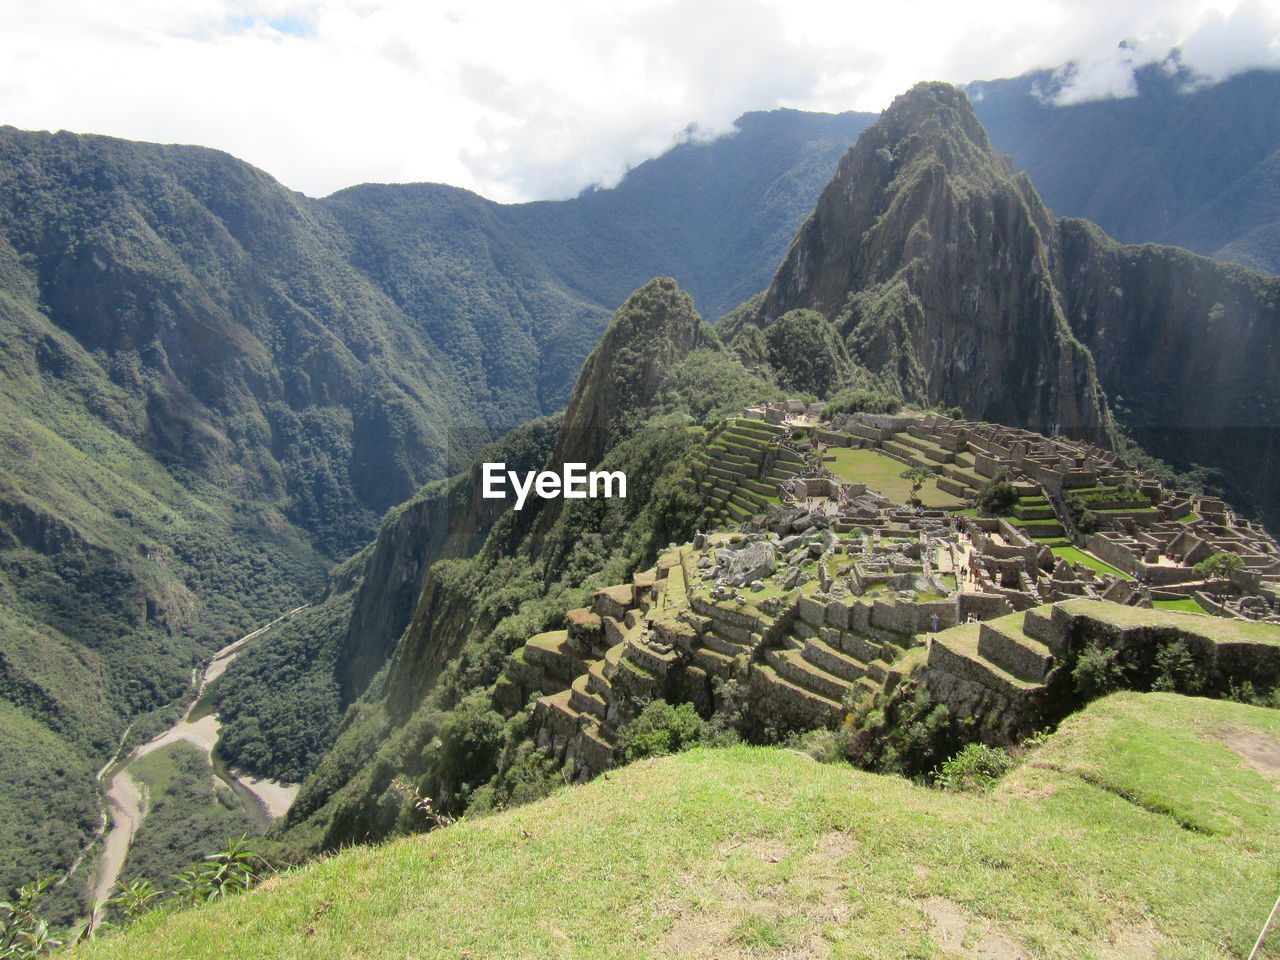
[1194,551,1244,600]
[900,466,937,506]
[975,469,1017,515]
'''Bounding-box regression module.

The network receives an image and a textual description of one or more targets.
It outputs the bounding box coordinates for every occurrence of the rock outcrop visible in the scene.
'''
[759,82,1111,441]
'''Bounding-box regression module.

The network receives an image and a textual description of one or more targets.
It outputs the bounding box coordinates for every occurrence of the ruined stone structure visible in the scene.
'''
[493,405,1280,782]
[920,598,1280,741]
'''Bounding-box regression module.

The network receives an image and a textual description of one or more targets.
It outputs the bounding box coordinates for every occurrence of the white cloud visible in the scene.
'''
[0,0,1276,201]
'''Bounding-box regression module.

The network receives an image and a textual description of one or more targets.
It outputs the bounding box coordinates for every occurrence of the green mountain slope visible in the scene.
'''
[74,693,1280,959]
[268,279,780,851]
[0,109,871,906]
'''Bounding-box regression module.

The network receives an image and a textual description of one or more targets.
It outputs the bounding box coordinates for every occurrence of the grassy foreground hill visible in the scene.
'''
[75,692,1278,959]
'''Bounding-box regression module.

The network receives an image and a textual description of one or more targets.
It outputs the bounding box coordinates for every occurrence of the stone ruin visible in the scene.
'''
[488,403,1280,784]
[727,407,1280,624]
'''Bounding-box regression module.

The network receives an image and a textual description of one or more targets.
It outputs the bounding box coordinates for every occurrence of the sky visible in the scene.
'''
[2,0,1278,203]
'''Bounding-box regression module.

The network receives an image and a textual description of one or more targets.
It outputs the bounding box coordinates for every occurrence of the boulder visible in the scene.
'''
[722,541,777,587]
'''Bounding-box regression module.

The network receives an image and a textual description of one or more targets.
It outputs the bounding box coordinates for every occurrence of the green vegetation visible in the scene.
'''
[617,700,708,762]
[1195,552,1246,601]
[6,73,1280,942]
[1152,597,1213,615]
[1,876,64,958]
[899,465,937,506]
[820,387,901,419]
[70,694,1280,959]
[934,742,1016,792]
[759,309,852,396]
[0,701,99,925]
[213,602,349,782]
[117,744,262,897]
[1050,545,1132,580]
[973,469,1017,515]
[825,448,964,508]
[1071,644,1124,701]
[277,290,783,852]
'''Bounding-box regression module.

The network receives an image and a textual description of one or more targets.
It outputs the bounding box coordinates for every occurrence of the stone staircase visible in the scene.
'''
[495,561,673,777]
[747,592,916,728]
[693,419,800,527]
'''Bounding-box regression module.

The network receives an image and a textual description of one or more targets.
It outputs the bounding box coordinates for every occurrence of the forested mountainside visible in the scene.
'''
[3,65,1280,921]
[0,107,874,911]
[264,83,1279,859]
[750,82,1280,532]
[970,66,1280,275]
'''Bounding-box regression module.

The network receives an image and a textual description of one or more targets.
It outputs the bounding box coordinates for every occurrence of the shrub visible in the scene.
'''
[618,700,708,762]
[934,743,1015,792]
[1226,680,1280,709]
[1,877,60,959]
[1077,509,1098,534]
[172,835,268,905]
[789,728,846,765]
[1152,640,1205,694]
[821,388,902,419]
[1072,643,1124,701]
[975,470,1017,515]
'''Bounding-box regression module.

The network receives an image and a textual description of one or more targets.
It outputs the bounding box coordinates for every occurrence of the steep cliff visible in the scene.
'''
[1054,220,1280,527]
[551,277,716,476]
[759,82,1111,440]
[333,416,561,702]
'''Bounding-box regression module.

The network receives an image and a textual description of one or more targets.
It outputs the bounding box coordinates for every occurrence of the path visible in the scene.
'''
[89,604,308,924]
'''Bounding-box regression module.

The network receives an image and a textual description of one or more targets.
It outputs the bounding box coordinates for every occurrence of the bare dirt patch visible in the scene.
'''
[1210,724,1280,781]
[1095,919,1162,959]
[738,837,791,863]
[919,897,1028,959]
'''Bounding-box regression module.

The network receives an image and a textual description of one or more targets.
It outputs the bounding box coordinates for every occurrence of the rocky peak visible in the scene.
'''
[759,82,1109,440]
[555,276,714,470]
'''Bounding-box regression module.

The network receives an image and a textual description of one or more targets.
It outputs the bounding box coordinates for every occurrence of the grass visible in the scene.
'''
[73,693,1280,959]
[824,447,966,509]
[1050,545,1134,580]
[1056,598,1280,646]
[1152,597,1214,615]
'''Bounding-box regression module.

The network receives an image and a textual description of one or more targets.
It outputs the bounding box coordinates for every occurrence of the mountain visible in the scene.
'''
[0,109,868,910]
[970,66,1280,275]
[236,82,1280,858]
[271,278,781,851]
[4,67,1280,916]
[503,109,877,320]
[751,82,1280,530]
[754,82,1111,440]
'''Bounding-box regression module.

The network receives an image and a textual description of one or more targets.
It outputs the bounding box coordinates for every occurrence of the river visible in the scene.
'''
[88,605,308,923]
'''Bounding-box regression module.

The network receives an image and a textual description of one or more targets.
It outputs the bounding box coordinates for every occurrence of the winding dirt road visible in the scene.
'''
[89,605,307,922]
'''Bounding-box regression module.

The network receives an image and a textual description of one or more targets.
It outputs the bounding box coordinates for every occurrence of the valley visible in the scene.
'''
[0,64,1278,956]
[89,606,306,924]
